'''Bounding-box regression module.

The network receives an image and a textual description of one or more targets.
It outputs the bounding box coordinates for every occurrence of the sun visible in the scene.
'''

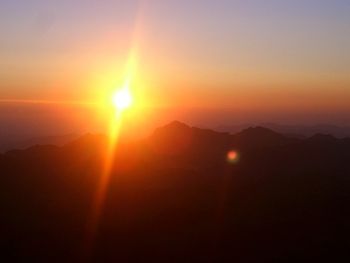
[112,88,132,110]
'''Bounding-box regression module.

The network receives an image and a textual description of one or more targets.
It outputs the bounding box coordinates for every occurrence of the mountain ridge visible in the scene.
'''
[1,120,350,262]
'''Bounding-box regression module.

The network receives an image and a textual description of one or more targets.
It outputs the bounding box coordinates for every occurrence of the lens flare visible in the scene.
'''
[227,150,239,164]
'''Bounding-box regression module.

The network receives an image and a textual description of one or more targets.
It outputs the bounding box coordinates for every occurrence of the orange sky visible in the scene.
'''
[1,0,350,130]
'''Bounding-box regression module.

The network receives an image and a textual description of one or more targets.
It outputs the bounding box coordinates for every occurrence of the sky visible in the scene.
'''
[1,0,350,137]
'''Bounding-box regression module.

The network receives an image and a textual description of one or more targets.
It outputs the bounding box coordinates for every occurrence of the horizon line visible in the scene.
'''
[0,99,99,105]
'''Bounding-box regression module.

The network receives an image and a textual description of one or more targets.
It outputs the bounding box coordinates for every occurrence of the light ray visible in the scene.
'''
[82,110,123,259]
[81,3,143,259]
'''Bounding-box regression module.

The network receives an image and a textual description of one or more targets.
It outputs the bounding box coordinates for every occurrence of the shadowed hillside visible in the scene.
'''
[1,121,350,262]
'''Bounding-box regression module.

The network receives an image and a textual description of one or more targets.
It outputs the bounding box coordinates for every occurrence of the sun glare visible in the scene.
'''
[112,88,132,110]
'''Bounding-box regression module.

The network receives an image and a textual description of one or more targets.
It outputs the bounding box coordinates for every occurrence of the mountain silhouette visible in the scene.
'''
[0,133,81,153]
[218,123,350,138]
[0,121,350,262]
[307,133,337,143]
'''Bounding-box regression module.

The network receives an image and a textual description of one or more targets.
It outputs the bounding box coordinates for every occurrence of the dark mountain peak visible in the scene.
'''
[152,121,231,139]
[149,121,193,154]
[151,121,192,139]
[63,133,107,152]
[233,126,291,149]
[308,133,336,142]
[5,144,58,156]
[238,126,283,138]
[162,120,191,130]
[149,121,230,155]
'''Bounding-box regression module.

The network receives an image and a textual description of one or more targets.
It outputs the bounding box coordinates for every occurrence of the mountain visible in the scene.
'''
[0,121,350,262]
[232,126,297,149]
[0,133,80,152]
[307,133,337,142]
[217,123,350,139]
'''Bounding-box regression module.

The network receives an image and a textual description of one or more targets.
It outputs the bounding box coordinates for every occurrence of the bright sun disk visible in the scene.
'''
[112,88,132,110]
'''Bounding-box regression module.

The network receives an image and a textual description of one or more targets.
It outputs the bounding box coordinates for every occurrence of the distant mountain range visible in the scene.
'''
[0,133,80,152]
[217,123,350,138]
[1,121,350,262]
[2,122,349,153]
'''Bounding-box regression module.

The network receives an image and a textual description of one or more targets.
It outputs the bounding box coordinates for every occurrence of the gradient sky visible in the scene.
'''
[1,0,350,127]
